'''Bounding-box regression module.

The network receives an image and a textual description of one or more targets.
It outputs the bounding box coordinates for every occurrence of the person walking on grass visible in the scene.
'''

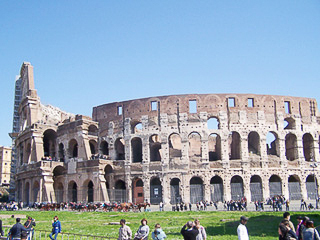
[49,216,61,240]
[181,221,199,240]
[237,216,249,240]
[118,219,132,240]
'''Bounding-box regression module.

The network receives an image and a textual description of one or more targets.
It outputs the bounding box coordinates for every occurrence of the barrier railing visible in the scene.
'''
[2,227,117,240]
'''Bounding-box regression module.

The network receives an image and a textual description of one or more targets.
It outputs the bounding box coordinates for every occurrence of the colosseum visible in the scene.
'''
[13,62,320,205]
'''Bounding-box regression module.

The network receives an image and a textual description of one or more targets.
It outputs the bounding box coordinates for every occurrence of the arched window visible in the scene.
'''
[284,117,295,130]
[89,140,97,155]
[190,177,204,204]
[188,132,202,159]
[169,133,182,158]
[266,132,279,156]
[248,132,260,155]
[210,176,223,202]
[229,132,241,160]
[207,117,219,130]
[285,133,298,160]
[288,175,301,200]
[231,175,244,200]
[269,175,282,197]
[43,129,57,158]
[100,141,109,155]
[131,137,142,162]
[303,133,314,161]
[208,134,221,161]
[250,175,263,201]
[131,121,143,134]
[68,139,78,158]
[150,135,161,161]
[115,138,125,160]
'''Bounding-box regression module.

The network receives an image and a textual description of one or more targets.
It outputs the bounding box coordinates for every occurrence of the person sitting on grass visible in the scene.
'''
[151,224,166,240]
[134,218,149,240]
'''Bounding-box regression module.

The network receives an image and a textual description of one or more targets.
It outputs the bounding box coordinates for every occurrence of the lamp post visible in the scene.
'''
[310,162,319,209]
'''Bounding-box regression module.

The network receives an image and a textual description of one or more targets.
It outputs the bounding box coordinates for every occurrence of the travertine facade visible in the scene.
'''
[0,146,12,186]
[14,62,320,205]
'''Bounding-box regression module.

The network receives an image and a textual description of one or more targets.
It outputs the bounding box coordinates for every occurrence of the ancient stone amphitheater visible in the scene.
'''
[14,62,320,205]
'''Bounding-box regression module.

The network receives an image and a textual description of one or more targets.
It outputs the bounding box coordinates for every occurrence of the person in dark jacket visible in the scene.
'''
[9,218,28,239]
[23,216,36,240]
[181,221,199,240]
[49,216,61,240]
[0,219,4,236]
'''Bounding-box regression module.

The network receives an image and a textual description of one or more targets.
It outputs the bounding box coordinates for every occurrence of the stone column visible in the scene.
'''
[143,176,150,203]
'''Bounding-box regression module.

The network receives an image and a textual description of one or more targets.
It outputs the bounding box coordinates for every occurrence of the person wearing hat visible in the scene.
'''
[237,216,249,240]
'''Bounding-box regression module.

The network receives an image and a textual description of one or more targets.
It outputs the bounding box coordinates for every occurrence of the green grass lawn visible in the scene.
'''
[1,210,319,240]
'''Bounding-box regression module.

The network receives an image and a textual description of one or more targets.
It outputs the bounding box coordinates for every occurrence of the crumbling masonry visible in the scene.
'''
[14,62,320,205]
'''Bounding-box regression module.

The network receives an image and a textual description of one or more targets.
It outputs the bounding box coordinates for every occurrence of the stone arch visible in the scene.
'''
[190,176,204,203]
[68,181,78,202]
[54,182,64,203]
[248,131,260,155]
[269,175,282,197]
[131,137,142,162]
[149,134,161,161]
[231,175,244,200]
[132,178,144,204]
[43,129,57,158]
[83,180,94,203]
[89,140,98,155]
[131,120,143,134]
[284,117,296,130]
[169,133,182,159]
[100,140,109,156]
[115,138,125,160]
[188,132,202,160]
[170,178,181,204]
[207,117,220,130]
[150,177,163,204]
[58,143,65,162]
[229,131,241,160]
[303,133,314,161]
[306,175,317,199]
[208,134,221,161]
[288,175,302,200]
[53,166,66,177]
[33,181,40,203]
[266,132,280,156]
[68,139,78,158]
[115,180,127,203]
[285,133,298,161]
[88,125,98,136]
[210,176,223,202]
[250,175,263,201]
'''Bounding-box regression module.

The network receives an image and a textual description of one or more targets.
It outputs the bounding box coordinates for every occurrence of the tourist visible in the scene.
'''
[8,218,28,240]
[159,202,164,212]
[297,216,309,240]
[278,220,297,240]
[283,212,295,232]
[118,219,132,240]
[237,216,249,240]
[181,221,199,240]
[49,216,61,240]
[151,224,166,240]
[0,219,3,236]
[194,219,206,240]
[302,220,320,240]
[134,218,149,240]
[189,202,192,211]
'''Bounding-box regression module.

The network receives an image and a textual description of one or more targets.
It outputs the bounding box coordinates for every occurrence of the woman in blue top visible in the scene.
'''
[151,224,166,240]
[49,216,61,240]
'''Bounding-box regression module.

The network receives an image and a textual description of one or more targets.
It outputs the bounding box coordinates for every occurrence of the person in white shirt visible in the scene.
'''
[237,216,249,240]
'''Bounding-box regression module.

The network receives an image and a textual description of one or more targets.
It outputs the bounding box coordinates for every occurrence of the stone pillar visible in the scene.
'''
[262,176,270,200]
[224,175,231,201]
[125,172,132,203]
[243,175,251,202]
[143,176,150,203]
[282,174,289,200]
[181,175,189,203]
[161,175,170,204]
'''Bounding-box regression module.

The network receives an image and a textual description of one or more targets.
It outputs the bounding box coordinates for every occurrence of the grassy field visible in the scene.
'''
[1,210,320,240]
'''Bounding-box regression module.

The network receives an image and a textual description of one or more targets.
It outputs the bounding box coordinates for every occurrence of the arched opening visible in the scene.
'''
[248,131,260,155]
[208,134,221,161]
[303,133,314,161]
[150,178,162,204]
[115,138,125,160]
[266,132,280,156]
[284,117,295,130]
[285,133,298,160]
[88,125,98,136]
[53,166,66,177]
[306,175,317,199]
[188,132,202,160]
[149,135,161,161]
[131,137,142,162]
[54,182,64,203]
[133,178,144,204]
[68,139,78,158]
[43,129,57,158]
[33,181,40,203]
[58,143,65,162]
[250,175,263,201]
[170,178,181,204]
[229,132,241,160]
[288,175,302,200]
[169,133,182,158]
[100,140,109,156]
[89,140,97,155]
[207,117,220,130]
[231,175,244,200]
[131,121,143,134]
[87,181,94,203]
[68,181,77,202]
[25,182,30,205]
[210,176,223,202]
[115,180,126,203]
[190,177,204,204]
[269,175,282,197]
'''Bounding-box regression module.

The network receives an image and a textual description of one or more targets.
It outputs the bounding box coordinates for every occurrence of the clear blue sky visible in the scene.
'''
[1,1,320,147]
